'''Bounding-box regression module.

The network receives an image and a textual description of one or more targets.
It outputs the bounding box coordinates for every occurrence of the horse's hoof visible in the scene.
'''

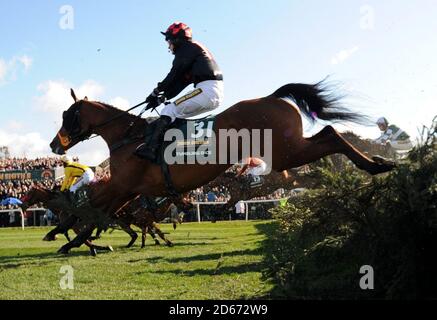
[43,234,57,242]
[166,242,174,247]
[108,246,114,252]
[372,156,396,173]
[57,247,70,255]
[90,248,97,257]
[154,241,160,246]
[372,156,395,167]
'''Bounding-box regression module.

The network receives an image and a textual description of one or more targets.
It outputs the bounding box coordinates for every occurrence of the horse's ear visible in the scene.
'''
[71,88,78,102]
[84,96,89,101]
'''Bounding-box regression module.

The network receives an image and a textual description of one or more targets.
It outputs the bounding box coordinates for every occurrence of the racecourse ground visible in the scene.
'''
[0,220,275,300]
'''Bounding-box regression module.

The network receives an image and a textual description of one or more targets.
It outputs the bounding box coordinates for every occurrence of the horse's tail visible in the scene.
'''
[270,80,370,125]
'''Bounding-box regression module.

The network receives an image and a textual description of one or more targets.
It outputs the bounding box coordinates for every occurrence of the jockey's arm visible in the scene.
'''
[163,78,191,100]
[236,165,249,177]
[374,136,384,144]
[157,53,194,99]
[375,130,392,144]
[60,169,72,192]
[384,128,394,141]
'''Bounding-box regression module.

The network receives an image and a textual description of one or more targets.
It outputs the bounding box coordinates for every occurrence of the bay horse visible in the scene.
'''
[20,187,113,256]
[21,185,187,253]
[115,196,188,247]
[49,81,395,253]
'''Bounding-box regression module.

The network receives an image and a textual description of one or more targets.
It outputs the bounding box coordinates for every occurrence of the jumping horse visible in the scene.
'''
[49,81,395,253]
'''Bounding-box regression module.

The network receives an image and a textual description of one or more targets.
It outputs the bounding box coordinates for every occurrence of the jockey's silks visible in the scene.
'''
[60,162,90,192]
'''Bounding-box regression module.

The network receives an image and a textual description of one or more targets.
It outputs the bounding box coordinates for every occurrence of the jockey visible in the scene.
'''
[235,157,269,186]
[60,155,95,194]
[374,117,413,151]
[135,22,224,162]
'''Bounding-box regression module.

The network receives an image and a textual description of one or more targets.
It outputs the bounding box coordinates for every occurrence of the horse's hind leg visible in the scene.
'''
[64,231,71,242]
[154,226,173,247]
[141,229,147,248]
[84,240,98,256]
[118,222,138,248]
[147,229,160,246]
[85,240,113,256]
[283,126,395,175]
[89,227,104,241]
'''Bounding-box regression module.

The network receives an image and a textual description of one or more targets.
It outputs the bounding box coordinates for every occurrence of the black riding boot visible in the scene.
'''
[134,115,172,162]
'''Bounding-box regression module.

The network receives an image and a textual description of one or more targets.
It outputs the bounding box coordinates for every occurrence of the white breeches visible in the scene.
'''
[247,161,269,176]
[388,139,413,151]
[70,169,95,193]
[161,80,224,122]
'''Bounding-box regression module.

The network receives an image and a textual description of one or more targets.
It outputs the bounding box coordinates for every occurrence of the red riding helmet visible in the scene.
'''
[161,22,193,42]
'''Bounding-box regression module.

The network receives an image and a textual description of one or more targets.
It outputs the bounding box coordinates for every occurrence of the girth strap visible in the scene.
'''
[159,141,179,197]
[109,135,144,153]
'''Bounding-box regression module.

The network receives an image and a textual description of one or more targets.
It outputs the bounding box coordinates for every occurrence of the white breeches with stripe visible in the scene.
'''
[160,80,224,122]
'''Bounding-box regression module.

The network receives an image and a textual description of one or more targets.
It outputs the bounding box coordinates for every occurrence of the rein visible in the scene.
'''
[75,100,149,142]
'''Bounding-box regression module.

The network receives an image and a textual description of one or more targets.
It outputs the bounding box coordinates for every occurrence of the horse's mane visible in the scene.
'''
[95,101,154,124]
[31,186,57,196]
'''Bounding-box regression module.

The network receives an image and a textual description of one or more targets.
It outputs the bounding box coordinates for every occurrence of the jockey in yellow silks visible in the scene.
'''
[60,155,95,193]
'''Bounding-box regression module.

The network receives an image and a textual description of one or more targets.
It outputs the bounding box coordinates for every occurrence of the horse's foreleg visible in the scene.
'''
[44,215,78,241]
[58,225,95,255]
[283,126,395,175]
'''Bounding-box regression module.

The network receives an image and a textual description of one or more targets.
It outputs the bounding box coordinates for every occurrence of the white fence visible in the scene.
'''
[0,208,50,230]
[0,209,25,230]
[0,198,289,229]
[192,198,289,223]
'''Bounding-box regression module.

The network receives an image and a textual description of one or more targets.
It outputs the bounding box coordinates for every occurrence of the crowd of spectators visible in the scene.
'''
[0,179,61,207]
[0,157,69,171]
[0,157,63,210]
[0,157,65,227]
[188,186,230,203]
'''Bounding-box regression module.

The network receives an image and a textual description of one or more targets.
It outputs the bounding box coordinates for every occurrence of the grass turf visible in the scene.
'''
[0,220,275,300]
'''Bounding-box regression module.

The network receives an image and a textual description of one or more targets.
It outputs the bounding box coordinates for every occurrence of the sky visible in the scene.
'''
[0,0,436,165]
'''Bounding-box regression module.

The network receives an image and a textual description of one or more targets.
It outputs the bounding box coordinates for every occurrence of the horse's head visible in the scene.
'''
[20,187,51,210]
[50,89,94,155]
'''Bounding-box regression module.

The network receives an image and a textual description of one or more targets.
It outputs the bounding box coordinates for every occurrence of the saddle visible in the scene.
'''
[249,175,264,189]
[111,116,216,196]
[238,175,265,190]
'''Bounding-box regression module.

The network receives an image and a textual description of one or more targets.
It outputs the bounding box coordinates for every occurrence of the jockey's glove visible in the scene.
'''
[146,93,166,111]
[146,88,161,103]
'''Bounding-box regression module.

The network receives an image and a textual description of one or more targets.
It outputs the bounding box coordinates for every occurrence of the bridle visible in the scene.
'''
[61,99,150,145]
